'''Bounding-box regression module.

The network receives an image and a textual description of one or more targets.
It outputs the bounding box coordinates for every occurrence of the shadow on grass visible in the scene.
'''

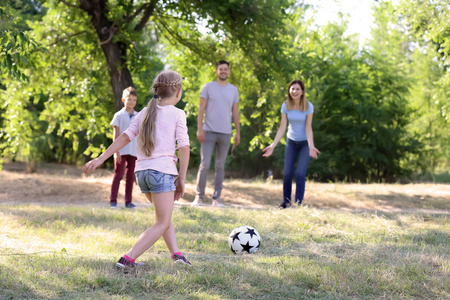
[2,205,448,251]
[354,191,450,210]
[0,253,322,298]
[182,181,281,207]
[1,239,448,299]
[0,205,258,239]
[2,161,112,178]
[399,229,450,246]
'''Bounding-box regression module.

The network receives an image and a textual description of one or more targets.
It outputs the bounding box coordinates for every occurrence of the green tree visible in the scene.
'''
[1,0,434,182]
[0,1,46,171]
[1,1,44,81]
[52,0,291,110]
[398,0,450,175]
[163,4,419,182]
[1,0,290,171]
[368,0,450,176]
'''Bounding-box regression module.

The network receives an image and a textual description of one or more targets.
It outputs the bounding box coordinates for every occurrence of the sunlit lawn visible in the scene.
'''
[1,202,448,299]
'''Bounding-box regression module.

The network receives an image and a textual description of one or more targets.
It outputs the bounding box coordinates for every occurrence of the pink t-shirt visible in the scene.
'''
[123,105,190,175]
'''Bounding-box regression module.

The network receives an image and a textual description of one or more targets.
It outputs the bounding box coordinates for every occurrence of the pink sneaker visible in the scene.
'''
[171,254,192,266]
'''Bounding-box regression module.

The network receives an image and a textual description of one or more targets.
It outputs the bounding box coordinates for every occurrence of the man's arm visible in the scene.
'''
[232,102,240,146]
[197,97,207,143]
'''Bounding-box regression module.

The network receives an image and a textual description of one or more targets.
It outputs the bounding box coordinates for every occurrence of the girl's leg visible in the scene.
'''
[295,141,311,205]
[283,139,299,204]
[125,191,174,260]
[162,221,191,265]
[162,222,179,254]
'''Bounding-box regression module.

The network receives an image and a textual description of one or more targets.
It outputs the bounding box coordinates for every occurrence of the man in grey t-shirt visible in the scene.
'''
[191,60,240,207]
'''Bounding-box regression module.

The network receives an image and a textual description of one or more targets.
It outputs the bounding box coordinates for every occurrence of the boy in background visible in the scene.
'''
[110,87,138,208]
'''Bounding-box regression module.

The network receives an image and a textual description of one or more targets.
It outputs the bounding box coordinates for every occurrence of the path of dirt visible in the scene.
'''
[1,162,449,214]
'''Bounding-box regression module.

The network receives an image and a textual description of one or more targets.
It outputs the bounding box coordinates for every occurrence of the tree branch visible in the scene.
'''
[99,20,117,45]
[125,3,147,24]
[59,0,81,10]
[48,31,88,47]
[134,0,158,32]
[155,17,214,60]
[99,28,115,45]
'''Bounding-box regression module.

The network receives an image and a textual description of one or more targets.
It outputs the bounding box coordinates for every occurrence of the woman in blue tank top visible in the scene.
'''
[262,80,320,208]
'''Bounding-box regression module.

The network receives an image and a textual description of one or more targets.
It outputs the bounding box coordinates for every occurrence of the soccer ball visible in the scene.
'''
[228,225,261,254]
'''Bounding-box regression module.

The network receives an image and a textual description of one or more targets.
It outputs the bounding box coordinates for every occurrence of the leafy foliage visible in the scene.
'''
[0,1,45,81]
[368,0,450,175]
[398,0,450,173]
[162,6,420,182]
[0,0,446,181]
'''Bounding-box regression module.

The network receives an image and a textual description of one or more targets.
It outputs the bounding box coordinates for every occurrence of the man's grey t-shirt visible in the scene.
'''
[200,81,239,134]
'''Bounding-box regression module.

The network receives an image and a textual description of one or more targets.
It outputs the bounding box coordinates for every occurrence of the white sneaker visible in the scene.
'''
[212,199,225,207]
[191,197,203,207]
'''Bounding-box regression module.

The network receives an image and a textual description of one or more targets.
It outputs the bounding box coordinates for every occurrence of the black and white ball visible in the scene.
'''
[228,225,261,254]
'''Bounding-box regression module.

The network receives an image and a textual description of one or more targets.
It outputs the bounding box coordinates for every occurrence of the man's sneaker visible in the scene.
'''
[115,256,135,269]
[172,254,192,266]
[279,201,292,209]
[110,203,117,209]
[125,203,136,208]
[190,197,203,207]
[212,199,225,207]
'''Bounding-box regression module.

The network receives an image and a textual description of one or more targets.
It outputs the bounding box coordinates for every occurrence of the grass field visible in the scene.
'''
[0,163,449,299]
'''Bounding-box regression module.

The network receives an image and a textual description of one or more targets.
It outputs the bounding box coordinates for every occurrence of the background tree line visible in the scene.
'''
[1,0,448,182]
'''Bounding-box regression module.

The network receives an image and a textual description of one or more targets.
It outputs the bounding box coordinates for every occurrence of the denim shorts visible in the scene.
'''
[135,169,176,194]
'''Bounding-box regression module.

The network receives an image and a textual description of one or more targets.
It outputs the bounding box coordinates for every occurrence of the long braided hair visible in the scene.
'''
[138,70,182,157]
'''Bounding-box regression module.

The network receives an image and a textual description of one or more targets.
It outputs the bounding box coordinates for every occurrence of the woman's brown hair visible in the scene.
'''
[285,79,309,112]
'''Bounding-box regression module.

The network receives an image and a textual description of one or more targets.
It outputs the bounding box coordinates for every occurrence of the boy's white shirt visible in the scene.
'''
[110,107,138,157]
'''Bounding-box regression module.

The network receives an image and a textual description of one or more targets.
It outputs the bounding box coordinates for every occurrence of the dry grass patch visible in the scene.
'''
[1,162,449,214]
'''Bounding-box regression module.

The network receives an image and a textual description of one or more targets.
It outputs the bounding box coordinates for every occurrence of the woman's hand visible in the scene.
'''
[83,157,104,175]
[262,145,275,157]
[309,147,321,159]
[174,177,185,201]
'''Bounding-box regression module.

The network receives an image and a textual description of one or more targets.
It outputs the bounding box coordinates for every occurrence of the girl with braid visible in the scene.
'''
[83,70,192,267]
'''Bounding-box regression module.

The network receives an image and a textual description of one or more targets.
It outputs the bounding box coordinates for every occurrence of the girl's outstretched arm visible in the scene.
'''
[174,145,190,200]
[83,133,131,174]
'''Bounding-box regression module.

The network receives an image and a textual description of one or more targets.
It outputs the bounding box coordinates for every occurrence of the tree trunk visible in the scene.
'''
[26,161,37,173]
[99,41,134,111]
[80,0,134,111]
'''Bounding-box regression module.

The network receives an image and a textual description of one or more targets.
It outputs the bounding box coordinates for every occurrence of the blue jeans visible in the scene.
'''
[283,139,311,204]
